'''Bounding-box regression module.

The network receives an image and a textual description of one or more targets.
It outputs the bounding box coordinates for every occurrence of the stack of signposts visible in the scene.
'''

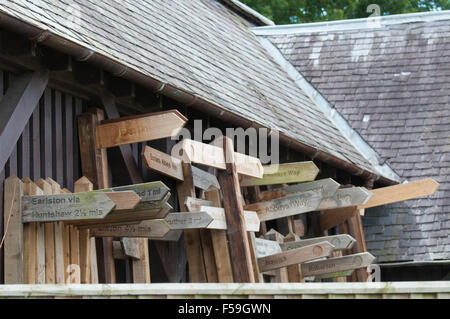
[3,108,440,285]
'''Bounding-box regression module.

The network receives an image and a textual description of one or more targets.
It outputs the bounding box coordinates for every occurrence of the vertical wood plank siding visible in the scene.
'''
[0,70,86,283]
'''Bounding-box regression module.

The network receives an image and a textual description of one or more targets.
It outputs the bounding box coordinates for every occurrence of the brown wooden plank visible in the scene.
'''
[96,110,187,148]
[77,109,115,283]
[217,136,254,283]
[264,229,288,283]
[69,225,80,283]
[177,162,207,282]
[0,70,49,171]
[3,176,24,284]
[204,189,234,283]
[359,178,439,209]
[64,94,74,191]
[74,177,93,284]
[22,177,38,284]
[319,207,357,232]
[345,208,369,282]
[46,178,65,284]
[131,238,151,283]
[284,231,304,283]
[36,178,55,284]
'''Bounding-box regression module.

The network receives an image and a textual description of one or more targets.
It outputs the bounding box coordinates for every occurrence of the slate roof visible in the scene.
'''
[0,0,393,180]
[255,11,450,262]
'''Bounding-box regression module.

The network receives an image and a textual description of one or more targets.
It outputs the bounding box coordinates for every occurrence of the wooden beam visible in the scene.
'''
[176,162,207,282]
[0,70,49,171]
[358,178,439,209]
[77,109,115,283]
[217,136,255,283]
[345,208,369,282]
[3,176,24,284]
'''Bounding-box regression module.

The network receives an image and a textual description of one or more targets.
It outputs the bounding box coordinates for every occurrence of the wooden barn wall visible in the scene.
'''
[0,69,88,283]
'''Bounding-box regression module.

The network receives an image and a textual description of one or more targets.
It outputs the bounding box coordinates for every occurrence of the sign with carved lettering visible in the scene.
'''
[90,220,171,238]
[258,241,334,272]
[280,234,356,252]
[301,252,375,277]
[96,110,188,148]
[98,181,170,205]
[317,187,372,210]
[151,229,183,242]
[172,138,263,178]
[165,212,214,230]
[142,145,184,180]
[199,206,260,232]
[254,238,282,258]
[245,190,322,222]
[239,162,319,187]
[22,192,115,222]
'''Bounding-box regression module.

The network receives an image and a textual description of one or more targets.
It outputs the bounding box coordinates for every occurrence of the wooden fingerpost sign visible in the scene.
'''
[217,136,255,283]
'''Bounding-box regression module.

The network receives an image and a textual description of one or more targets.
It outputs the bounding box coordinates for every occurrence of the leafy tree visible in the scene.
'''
[241,0,450,24]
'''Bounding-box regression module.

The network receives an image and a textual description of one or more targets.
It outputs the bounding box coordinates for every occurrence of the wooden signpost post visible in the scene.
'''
[301,252,375,278]
[254,238,282,258]
[280,234,356,252]
[96,110,188,149]
[257,241,334,273]
[184,197,213,212]
[239,162,319,187]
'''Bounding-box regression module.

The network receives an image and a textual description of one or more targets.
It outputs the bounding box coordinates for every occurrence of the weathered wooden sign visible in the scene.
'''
[165,212,214,230]
[317,187,372,210]
[280,234,356,252]
[121,238,141,260]
[96,110,188,148]
[142,145,184,181]
[239,162,319,187]
[258,178,340,201]
[301,252,375,277]
[172,138,263,178]
[254,238,282,258]
[191,166,220,191]
[245,190,322,222]
[22,192,116,222]
[89,220,171,238]
[185,197,213,212]
[98,181,170,204]
[142,146,220,191]
[258,241,334,273]
[199,206,260,232]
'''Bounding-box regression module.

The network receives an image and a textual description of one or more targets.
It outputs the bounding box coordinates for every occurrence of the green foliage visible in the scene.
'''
[241,0,450,24]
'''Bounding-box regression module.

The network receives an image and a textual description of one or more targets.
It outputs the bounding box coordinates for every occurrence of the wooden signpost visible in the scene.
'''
[142,146,220,191]
[239,162,319,187]
[199,206,260,232]
[89,220,171,238]
[280,234,356,252]
[258,178,340,201]
[184,197,213,212]
[258,241,334,273]
[172,138,263,178]
[165,212,214,230]
[96,110,188,148]
[317,187,372,210]
[254,238,282,258]
[301,252,375,278]
[245,190,322,222]
[22,191,139,222]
